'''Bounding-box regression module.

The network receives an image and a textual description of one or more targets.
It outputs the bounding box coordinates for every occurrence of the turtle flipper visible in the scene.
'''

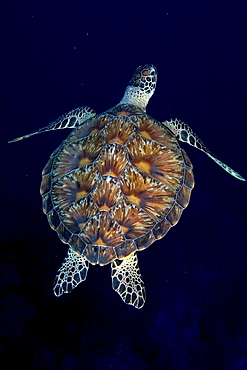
[8,106,96,143]
[111,252,146,309]
[53,247,89,296]
[163,119,245,181]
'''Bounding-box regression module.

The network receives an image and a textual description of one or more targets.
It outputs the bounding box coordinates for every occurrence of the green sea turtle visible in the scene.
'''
[9,64,245,308]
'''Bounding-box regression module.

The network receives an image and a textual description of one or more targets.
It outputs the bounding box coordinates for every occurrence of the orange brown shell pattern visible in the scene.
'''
[40,105,194,265]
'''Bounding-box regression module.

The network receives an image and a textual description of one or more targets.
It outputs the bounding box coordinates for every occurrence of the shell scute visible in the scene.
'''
[67,114,110,143]
[119,165,175,221]
[56,223,72,244]
[132,116,177,146]
[114,240,137,259]
[83,244,116,265]
[40,174,52,195]
[184,166,194,189]
[80,211,125,247]
[90,176,122,210]
[176,185,192,208]
[52,134,105,179]
[42,193,53,214]
[153,218,171,240]
[104,116,135,144]
[166,202,183,226]
[109,199,155,239]
[60,197,98,234]
[97,143,128,177]
[126,134,184,188]
[52,164,99,211]
[83,246,99,265]
[47,209,60,229]
[42,157,54,176]
[68,235,86,255]
[97,246,117,265]
[134,231,156,251]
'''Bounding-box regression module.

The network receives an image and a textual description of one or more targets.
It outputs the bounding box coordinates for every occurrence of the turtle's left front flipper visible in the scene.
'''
[8,106,96,143]
[163,119,246,181]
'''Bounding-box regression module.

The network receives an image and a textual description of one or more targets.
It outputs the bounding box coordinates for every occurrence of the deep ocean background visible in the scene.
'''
[1,1,247,369]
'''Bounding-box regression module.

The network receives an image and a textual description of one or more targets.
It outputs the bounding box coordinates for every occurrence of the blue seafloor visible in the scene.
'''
[1,1,247,369]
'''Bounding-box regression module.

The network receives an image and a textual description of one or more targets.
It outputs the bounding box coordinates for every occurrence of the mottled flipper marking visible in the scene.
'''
[163,119,245,181]
[54,247,89,296]
[111,252,146,309]
[8,106,96,143]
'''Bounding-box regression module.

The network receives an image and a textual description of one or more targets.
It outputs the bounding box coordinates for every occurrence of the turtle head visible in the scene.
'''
[119,64,157,111]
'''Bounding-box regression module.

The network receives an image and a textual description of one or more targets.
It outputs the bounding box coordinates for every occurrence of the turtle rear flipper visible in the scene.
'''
[8,106,96,143]
[163,118,246,181]
[111,252,146,309]
[54,247,89,296]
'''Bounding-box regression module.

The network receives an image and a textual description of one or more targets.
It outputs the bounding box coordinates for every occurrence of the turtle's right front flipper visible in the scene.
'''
[163,118,246,181]
[8,106,96,143]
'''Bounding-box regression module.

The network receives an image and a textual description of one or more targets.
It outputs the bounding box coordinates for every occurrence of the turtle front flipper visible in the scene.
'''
[163,118,246,181]
[111,252,146,309]
[8,106,96,143]
[53,247,89,296]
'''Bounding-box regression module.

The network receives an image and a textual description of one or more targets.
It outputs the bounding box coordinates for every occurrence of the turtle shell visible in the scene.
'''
[40,104,194,265]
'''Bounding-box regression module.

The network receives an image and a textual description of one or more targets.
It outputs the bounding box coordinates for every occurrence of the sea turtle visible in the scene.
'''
[9,64,245,308]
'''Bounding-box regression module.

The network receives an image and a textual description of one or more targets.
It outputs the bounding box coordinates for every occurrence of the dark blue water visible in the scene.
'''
[1,1,247,369]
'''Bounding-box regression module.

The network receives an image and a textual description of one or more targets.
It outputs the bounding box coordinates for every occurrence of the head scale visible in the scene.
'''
[119,64,157,111]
